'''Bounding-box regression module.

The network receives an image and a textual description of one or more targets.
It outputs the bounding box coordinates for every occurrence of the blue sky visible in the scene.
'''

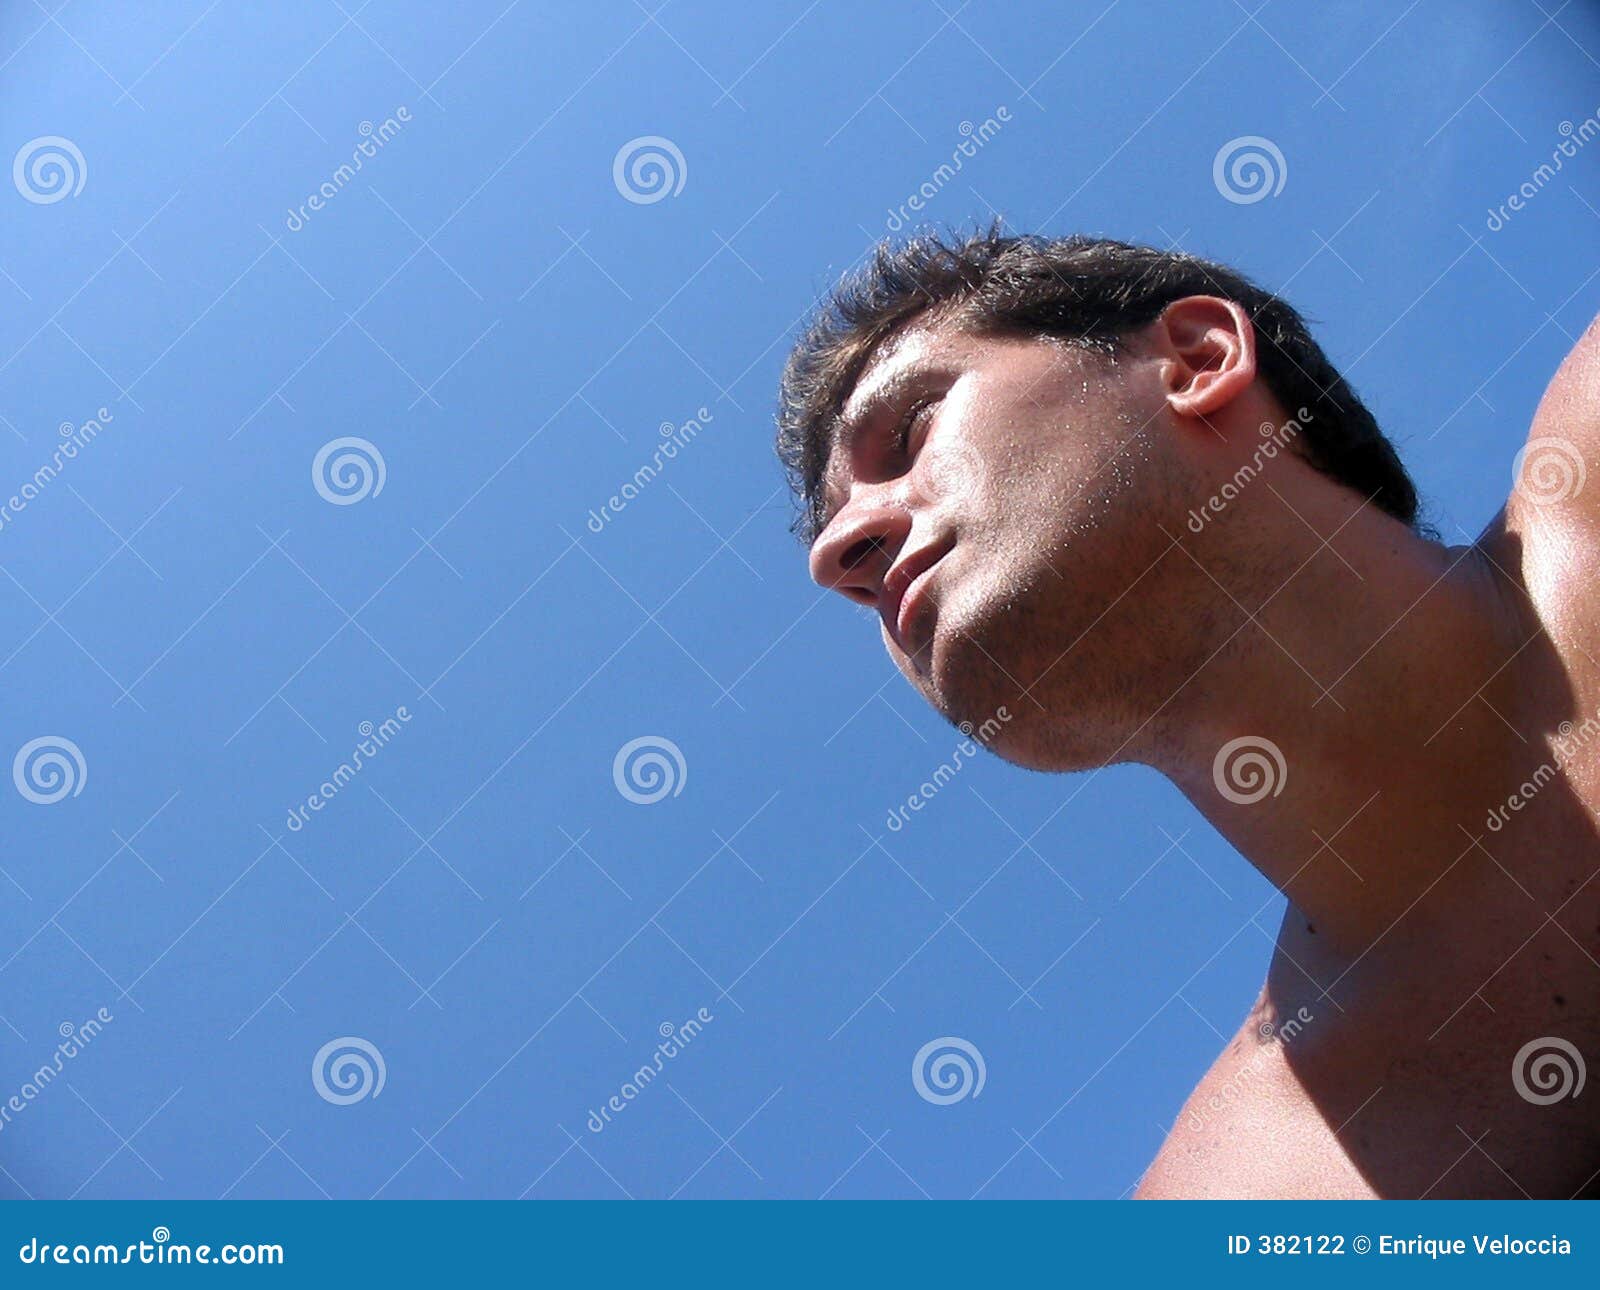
[0,0,1596,1199]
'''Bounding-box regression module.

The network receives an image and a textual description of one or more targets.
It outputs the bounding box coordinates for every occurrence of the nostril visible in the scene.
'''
[839,535,885,571]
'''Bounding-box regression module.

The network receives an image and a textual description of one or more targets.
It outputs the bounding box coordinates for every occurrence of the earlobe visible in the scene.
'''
[1159,296,1257,419]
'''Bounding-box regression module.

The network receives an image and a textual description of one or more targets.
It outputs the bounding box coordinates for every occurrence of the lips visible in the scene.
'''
[881,537,953,657]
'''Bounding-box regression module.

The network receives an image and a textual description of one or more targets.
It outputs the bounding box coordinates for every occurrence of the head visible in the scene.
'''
[776,227,1424,771]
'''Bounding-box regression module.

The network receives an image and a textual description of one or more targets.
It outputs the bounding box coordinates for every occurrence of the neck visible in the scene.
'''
[1140,491,1541,956]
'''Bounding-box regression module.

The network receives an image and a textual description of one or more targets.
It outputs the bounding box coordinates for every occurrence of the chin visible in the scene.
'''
[999,721,1134,774]
[916,621,1139,775]
[920,597,1030,717]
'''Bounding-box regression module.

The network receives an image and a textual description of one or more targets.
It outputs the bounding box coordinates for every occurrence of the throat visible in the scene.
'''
[1152,538,1545,954]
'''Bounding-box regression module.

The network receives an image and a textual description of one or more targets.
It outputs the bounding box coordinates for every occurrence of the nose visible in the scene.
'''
[808,496,911,607]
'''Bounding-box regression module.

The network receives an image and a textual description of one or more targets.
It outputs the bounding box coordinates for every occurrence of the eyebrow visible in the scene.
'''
[833,363,922,456]
[813,361,943,537]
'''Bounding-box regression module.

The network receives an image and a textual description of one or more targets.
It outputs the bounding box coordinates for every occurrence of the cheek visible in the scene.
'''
[913,378,1027,514]
[919,434,989,513]
[926,402,1085,523]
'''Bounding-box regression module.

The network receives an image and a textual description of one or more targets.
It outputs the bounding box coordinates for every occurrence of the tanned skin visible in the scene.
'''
[804,297,1600,1198]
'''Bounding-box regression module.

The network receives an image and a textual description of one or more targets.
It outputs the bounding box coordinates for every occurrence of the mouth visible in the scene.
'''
[881,536,954,660]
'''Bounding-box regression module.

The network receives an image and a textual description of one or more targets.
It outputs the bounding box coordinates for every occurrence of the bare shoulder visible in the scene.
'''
[1485,309,1600,673]
[1134,963,1598,1198]
[1505,309,1600,531]
[1133,994,1378,1200]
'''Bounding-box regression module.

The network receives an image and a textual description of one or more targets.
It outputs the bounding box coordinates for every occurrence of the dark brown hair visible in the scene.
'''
[776,226,1421,542]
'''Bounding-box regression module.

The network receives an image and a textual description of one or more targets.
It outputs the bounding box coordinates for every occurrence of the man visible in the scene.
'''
[777,228,1600,1199]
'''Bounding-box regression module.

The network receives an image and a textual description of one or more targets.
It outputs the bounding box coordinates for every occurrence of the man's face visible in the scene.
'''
[808,318,1197,771]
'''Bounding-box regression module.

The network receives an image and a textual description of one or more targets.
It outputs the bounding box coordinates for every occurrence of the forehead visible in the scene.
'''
[812,322,979,534]
[838,320,968,431]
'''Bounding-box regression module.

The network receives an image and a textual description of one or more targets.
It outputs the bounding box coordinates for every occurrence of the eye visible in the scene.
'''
[893,397,938,456]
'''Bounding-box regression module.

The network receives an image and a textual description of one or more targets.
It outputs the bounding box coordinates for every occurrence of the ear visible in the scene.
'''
[1153,296,1257,420]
